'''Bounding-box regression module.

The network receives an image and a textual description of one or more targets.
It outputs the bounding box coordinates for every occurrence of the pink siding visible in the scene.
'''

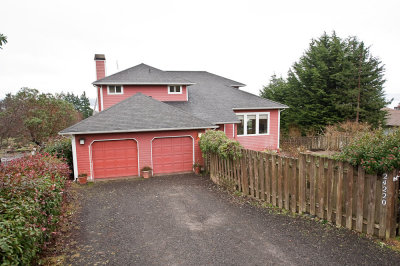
[95,60,105,80]
[74,129,204,179]
[234,109,280,151]
[102,85,188,110]
[225,123,236,140]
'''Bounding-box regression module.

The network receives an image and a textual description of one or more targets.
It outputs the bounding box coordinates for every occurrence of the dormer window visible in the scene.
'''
[108,85,123,95]
[168,85,182,94]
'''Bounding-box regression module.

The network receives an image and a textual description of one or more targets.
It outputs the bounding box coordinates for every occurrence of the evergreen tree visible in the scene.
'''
[0,33,7,49]
[79,91,93,119]
[59,91,93,119]
[260,32,389,135]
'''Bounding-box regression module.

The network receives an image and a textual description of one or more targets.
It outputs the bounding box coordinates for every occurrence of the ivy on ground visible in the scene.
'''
[199,130,243,160]
[334,128,400,174]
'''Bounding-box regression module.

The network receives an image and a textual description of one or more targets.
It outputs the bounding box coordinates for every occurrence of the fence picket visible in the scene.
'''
[367,174,377,235]
[265,154,271,203]
[345,163,353,230]
[249,152,254,197]
[254,152,260,199]
[242,151,248,195]
[260,154,265,201]
[298,154,306,213]
[284,157,290,210]
[386,170,396,239]
[309,156,316,216]
[271,155,277,206]
[278,157,283,208]
[290,158,297,213]
[336,161,344,227]
[318,157,325,219]
[326,160,334,223]
[356,166,365,232]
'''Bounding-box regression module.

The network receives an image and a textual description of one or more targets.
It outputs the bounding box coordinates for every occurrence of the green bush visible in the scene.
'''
[199,130,242,160]
[335,128,400,174]
[0,154,70,265]
[43,137,72,175]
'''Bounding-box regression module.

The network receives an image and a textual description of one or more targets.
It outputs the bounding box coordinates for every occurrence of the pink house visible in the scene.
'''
[60,54,288,180]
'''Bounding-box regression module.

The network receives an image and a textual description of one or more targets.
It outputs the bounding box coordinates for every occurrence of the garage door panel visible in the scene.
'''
[92,140,138,179]
[152,137,193,175]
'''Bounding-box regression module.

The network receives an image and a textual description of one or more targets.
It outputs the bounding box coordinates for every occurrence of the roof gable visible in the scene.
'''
[60,93,216,134]
[93,63,195,85]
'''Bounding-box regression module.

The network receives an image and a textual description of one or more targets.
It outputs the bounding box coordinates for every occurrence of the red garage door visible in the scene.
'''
[92,140,138,179]
[152,137,193,175]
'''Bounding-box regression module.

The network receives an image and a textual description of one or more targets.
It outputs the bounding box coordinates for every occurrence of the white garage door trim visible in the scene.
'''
[89,138,140,180]
[150,135,194,173]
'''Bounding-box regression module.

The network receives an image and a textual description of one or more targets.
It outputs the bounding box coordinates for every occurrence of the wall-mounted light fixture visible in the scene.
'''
[79,138,85,145]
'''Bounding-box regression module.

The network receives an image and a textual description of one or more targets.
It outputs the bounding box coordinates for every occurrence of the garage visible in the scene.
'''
[91,139,138,179]
[152,136,193,175]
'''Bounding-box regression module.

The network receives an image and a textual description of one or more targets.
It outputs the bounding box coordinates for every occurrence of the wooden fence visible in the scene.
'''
[204,149,399,239]
[280,136,352,151]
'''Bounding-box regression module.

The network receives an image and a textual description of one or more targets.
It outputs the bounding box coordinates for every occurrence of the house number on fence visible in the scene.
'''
[382,173,388,206]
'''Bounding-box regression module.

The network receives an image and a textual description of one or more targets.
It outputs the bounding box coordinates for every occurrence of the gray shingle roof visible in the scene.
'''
[93,63,195,85]
[165,71,288,124]
[60,93,216,135]
[384,108,400,126]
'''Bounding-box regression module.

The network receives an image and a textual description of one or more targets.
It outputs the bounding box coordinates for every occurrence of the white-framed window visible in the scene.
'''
[236,112,270,136]
[108,85,123,95]
[168,85,182,94]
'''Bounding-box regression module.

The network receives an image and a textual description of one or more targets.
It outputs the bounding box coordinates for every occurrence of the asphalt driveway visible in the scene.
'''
[66,174,400,265]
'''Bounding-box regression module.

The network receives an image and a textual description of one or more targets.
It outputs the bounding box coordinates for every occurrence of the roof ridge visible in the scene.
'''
[93,63,164,84]
[93,63,195,85]
[168,70,245,86]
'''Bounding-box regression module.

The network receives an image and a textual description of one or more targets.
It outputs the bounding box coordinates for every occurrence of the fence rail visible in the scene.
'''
[205,149,399,239]
[280,136,353,151]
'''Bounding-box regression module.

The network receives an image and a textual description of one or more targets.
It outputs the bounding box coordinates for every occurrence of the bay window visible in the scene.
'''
[236,112,269,136]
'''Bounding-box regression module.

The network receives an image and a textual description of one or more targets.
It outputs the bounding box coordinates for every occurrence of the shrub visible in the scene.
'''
[334,128,400,174]
[0,154,70,265]
[324,121,371,137]
[199,130,242,160]
[141,166,152,171]
[43,137,72,176]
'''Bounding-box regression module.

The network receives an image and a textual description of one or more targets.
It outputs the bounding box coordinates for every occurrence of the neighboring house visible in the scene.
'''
[60,54,288,180]
[384,106,400,128]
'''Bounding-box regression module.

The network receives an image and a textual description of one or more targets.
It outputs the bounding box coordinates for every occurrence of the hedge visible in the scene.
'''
[43,136,73,176]
[0,154,70,265]
[335,128,400,174]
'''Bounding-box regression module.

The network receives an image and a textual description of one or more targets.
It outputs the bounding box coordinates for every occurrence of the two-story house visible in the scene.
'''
[60,54,288,180]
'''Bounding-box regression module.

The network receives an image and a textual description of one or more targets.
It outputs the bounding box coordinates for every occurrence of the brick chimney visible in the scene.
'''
[94,54,106,80]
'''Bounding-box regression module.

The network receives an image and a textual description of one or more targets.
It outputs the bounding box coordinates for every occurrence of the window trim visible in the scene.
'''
[107,85,124,95]
[168,85,183,94]
[236,112,270,136]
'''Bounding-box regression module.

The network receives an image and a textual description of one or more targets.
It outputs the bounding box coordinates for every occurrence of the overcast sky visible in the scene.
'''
[1,0,399,107]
